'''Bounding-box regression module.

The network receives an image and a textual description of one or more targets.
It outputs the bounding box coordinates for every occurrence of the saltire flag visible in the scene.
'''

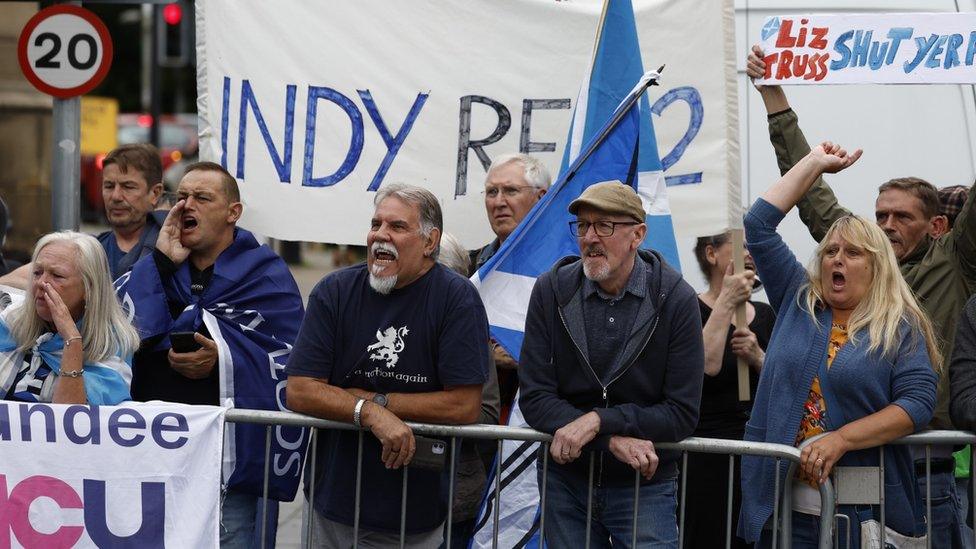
[470,1,678,547]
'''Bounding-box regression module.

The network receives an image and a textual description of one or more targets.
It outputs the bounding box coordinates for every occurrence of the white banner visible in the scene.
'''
[0,402,224,548]
[755,13,976,85]
[196,0,740,247]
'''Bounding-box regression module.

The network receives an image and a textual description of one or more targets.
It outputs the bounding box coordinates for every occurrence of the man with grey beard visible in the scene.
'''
[286,183,489,547]
[518,181,704,548]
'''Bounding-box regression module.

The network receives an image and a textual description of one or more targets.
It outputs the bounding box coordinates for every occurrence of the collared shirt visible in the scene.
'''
[582,256,646,380]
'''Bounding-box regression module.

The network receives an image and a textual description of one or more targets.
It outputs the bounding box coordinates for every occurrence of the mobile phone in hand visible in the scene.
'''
[410,436,447,472]
[170,331,202,353]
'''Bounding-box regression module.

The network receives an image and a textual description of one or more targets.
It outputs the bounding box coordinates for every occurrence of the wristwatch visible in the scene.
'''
[371,393,388,408]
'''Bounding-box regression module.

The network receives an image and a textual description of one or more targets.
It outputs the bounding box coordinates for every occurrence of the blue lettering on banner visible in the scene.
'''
[152,412,190,450]
[358,89,429,192]
[237,80,296,183]
[109,407,147,447]
[302,86,364,187]
[650,86,703,187]
[217,77,707,194]
[0,403,191,450]
[831,27,915,71]
[83,479,165,548]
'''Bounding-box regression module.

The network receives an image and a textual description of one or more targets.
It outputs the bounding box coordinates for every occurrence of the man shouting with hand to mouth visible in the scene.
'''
[117,161,306,547]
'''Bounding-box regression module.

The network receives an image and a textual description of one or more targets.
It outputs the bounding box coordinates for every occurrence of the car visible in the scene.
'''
[80,113,198,221]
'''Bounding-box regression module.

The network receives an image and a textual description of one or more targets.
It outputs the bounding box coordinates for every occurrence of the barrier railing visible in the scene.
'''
[223,409,836,549]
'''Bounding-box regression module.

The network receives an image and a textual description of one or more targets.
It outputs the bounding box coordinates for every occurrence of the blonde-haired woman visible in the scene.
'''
[0,231,139,404]
[739,142,939,548]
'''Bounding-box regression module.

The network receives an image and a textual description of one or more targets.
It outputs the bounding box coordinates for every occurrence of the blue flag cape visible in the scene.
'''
[116,228,307,501]
[0,308,132,405]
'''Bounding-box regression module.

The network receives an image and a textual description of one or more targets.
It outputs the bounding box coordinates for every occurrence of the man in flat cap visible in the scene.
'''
[518,181,704,548]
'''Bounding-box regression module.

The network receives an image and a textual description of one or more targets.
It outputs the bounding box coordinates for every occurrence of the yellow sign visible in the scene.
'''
[80,96,118,155]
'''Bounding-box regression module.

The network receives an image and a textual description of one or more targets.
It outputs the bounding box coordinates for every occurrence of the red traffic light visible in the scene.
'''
[163,3,182,26]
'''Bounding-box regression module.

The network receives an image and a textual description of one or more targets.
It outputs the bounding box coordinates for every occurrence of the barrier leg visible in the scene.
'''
[678,451,687,548]
[354,430,363,548]
[493,439,502,549]
[400,466,409,549]
[631,470,640,548]
[305,428,318,549]
[727,454,734,549]
[540,442,549,546]
[445,437,456,549]
[261,425,272,549]
[772,458,780,549]
[586,452,595,549]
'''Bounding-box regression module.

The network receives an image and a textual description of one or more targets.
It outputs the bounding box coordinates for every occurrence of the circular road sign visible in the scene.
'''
[17,5,113,99]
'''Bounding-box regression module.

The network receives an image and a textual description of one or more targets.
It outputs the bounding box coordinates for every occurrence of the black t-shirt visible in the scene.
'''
[286,262,489,534]
[695,299,776,438]
[131,250,218,405]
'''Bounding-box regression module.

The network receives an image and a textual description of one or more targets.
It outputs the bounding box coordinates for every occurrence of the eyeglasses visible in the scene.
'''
[482,185,536,199]
[569,220,641,237]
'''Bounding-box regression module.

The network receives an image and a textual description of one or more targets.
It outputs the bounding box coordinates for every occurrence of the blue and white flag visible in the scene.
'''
[471,1,678,547]
[116,228,309,503]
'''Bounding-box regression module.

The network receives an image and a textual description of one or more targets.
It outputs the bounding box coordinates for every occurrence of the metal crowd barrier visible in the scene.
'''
[223,409,837,549]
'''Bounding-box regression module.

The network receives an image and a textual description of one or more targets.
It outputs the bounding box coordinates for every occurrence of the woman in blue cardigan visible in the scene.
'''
[739,141,940,547]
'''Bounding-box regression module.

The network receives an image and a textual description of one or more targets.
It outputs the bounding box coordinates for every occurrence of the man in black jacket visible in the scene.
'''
[519,181,704,548]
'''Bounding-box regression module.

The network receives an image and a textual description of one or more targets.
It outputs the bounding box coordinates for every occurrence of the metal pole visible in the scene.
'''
[149,4,162,147]
[52,97,81,231]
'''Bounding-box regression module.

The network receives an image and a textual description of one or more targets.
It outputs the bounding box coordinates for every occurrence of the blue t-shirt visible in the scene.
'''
[286,262,489,534]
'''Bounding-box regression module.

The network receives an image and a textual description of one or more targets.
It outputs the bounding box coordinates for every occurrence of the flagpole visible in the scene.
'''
[563,67,664,185]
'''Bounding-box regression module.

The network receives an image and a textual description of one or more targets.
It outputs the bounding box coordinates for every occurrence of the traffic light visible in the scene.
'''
[157,1,189,68]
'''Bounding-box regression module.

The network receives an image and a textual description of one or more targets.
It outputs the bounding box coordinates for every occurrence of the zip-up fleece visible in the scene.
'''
[518,249,704,486]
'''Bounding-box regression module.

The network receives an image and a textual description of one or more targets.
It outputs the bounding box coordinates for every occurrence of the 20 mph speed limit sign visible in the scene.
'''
[17,5,113,99]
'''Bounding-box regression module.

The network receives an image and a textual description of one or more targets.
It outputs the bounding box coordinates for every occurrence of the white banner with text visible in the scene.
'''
[196,0,740,247]
[755,13,976,85]
[0,402,224,548]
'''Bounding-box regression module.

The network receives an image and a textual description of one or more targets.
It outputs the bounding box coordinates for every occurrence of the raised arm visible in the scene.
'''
[748,45,852,241]
[760,142,862,215]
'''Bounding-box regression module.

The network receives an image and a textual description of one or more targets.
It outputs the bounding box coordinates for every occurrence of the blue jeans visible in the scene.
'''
[918,467,964,548]
[540,465,678,548]
[220,489,279,548]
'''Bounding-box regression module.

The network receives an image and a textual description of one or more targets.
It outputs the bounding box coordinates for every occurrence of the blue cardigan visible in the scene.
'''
[739,199,937,542]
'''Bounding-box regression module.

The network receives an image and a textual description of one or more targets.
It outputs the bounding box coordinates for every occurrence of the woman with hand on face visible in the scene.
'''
[683,234,775,549]
[739,142,939,548]
[0,232,139,405]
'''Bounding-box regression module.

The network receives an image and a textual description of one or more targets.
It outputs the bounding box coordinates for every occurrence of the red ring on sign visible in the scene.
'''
[17,4,114,99]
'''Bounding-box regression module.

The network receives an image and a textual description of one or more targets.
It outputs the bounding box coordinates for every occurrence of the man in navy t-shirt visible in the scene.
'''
[287,183,489,547]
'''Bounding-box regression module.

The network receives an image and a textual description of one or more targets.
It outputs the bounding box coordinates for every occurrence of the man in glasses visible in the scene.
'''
[518,180,704,548]
[471,153,552,418]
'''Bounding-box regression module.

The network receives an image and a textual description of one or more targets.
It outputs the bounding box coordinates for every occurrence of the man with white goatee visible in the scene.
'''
[286,183,489,547]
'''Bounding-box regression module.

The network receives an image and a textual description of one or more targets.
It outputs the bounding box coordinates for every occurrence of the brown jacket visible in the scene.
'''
[767,108,976,429]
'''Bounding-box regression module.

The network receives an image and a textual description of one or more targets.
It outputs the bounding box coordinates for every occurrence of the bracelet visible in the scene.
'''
[59,369,84,378]
[64,336,82,348]
[352,398,366,428]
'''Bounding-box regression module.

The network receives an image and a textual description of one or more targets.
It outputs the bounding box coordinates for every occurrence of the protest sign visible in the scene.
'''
[0,402,223,548]
[755,13,976,85]
[196,0,739,247]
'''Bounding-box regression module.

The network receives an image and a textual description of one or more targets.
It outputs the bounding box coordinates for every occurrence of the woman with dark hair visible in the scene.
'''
[682,232,775,548]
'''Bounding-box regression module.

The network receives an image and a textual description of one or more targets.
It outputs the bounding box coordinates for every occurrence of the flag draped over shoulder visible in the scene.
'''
[470,1,677,547]
[116,228,308,501]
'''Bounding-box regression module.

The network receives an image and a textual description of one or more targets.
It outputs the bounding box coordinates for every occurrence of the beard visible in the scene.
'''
[369,272,398,294]
[581,244,611,281]
[582,259,610,282]
[368,241,399,294]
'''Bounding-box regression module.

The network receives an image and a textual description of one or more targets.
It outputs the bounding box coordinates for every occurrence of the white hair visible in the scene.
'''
[487,153,552,190]
[436,233,471,276]
[9,231,140,362]
[374,183,442,260]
